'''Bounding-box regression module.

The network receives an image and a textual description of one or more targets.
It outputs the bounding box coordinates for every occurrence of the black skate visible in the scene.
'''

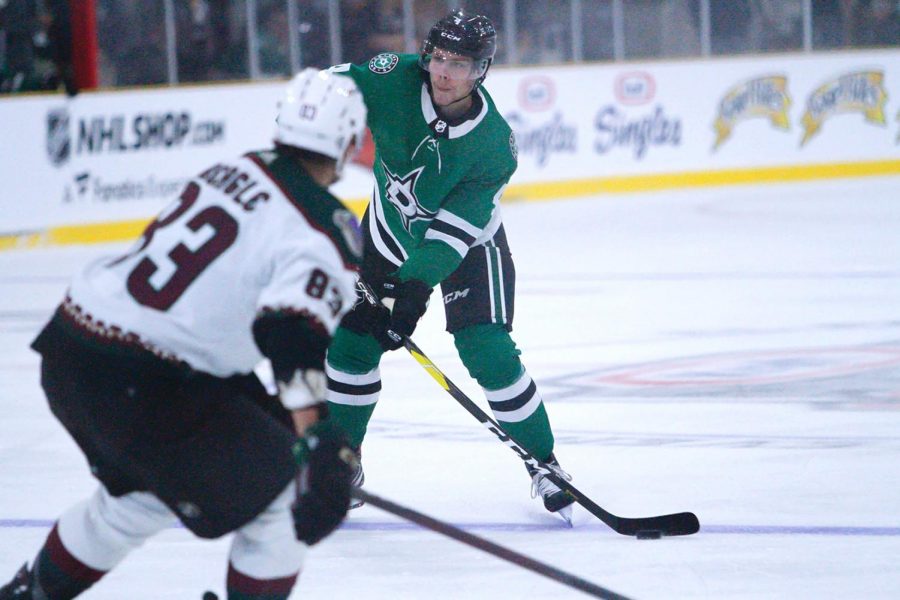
[526,454,576,526]
[0,564,32,600]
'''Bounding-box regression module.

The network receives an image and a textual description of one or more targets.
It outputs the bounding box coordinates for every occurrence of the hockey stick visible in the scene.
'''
[402,338,700,537]
[352,488,634,600]
[357,281,699,537]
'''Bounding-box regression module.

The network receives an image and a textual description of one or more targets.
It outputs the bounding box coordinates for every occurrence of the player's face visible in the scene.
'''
[427,49,477,109]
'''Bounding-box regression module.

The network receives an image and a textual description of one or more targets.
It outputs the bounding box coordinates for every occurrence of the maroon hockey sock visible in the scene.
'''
[33,524,107,599]
[226,563,297,600]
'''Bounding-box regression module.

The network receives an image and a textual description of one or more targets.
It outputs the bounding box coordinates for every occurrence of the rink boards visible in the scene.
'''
[1,48,898,250]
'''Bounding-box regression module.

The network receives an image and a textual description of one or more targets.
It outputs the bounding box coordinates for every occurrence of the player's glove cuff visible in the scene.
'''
[379,277,431,351]
[278,368,327,411]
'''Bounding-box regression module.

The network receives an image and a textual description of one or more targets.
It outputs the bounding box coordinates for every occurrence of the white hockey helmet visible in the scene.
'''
[274,68,367,177]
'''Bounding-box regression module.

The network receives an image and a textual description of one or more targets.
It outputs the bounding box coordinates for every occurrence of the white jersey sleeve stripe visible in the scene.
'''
[370,187,406,266]
[424,229,469,257]
[435,209,482,237]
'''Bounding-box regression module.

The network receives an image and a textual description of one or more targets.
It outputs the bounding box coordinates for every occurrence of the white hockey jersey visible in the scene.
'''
[66,150,362,377]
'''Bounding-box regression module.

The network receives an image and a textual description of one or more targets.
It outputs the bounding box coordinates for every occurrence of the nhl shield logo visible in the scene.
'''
[46,108,71,167]
[333,209,364,258]
[368,53,399,74]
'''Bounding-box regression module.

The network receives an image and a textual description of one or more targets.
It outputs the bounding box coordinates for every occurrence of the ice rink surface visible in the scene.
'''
[1,176,899,599]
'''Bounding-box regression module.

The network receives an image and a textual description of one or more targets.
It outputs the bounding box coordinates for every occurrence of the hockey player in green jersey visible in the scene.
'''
[325,10,576,523]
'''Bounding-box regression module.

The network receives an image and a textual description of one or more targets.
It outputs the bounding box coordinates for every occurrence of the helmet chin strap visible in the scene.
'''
[425,77,477,121]
[437,92,473,119]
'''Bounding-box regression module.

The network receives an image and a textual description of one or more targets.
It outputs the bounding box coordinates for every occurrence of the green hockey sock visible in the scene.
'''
[498,403,555,462]
[325,327,384,449]
[454,324,555,459]
[325,402,377,450]
[453,324,522,389]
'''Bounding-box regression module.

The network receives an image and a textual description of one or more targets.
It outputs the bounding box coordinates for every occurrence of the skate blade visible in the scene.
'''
[554,504,574,527]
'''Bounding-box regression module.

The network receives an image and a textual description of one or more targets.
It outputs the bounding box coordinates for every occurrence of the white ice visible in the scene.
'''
[1,176,899,599]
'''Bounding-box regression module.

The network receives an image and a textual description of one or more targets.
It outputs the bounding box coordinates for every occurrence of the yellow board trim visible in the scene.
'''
[2,159,898,251]
[504,159,900,201]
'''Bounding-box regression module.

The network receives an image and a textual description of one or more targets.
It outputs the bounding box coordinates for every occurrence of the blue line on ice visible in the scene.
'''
[2,519,898,537]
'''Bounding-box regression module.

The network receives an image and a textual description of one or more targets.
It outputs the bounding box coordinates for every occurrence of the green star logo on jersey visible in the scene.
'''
[368,53,399,74]
[381,160,436,233]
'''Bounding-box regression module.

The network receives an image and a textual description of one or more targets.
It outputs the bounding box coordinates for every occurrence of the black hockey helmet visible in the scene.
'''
[419,10,497,84]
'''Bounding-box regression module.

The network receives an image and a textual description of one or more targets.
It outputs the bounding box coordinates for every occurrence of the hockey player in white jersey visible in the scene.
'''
[0,69,366,600]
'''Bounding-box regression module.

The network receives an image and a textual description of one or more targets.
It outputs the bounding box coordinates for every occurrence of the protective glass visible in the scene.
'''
[419,52,489,81]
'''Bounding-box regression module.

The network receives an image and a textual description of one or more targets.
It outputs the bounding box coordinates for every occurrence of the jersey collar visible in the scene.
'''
[420,83,488,139]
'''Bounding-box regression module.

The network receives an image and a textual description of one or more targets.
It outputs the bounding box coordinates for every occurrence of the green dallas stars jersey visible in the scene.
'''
[331,53,517,287]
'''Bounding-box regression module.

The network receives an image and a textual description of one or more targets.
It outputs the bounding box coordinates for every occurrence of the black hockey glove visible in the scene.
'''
[378,277,432,351]
[348,280,395,349]
[291,420,356,546]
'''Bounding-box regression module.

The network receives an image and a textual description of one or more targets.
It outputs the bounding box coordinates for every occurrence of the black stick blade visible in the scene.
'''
[615,512,700,537]
[549,475,701,537]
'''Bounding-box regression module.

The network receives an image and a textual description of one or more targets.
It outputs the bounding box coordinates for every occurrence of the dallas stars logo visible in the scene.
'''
[368,53,399,74]
[382,160,435,233]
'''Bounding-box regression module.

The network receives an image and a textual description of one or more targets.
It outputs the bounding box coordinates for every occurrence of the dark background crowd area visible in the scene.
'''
[1,0,898,95]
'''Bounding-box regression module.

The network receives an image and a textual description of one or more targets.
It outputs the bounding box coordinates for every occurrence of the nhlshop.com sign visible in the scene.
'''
[2,82,284,234]
[47,108,225,167]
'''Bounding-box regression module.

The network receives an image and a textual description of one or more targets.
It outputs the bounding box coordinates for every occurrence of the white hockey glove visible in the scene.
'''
[278,368,327,411]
